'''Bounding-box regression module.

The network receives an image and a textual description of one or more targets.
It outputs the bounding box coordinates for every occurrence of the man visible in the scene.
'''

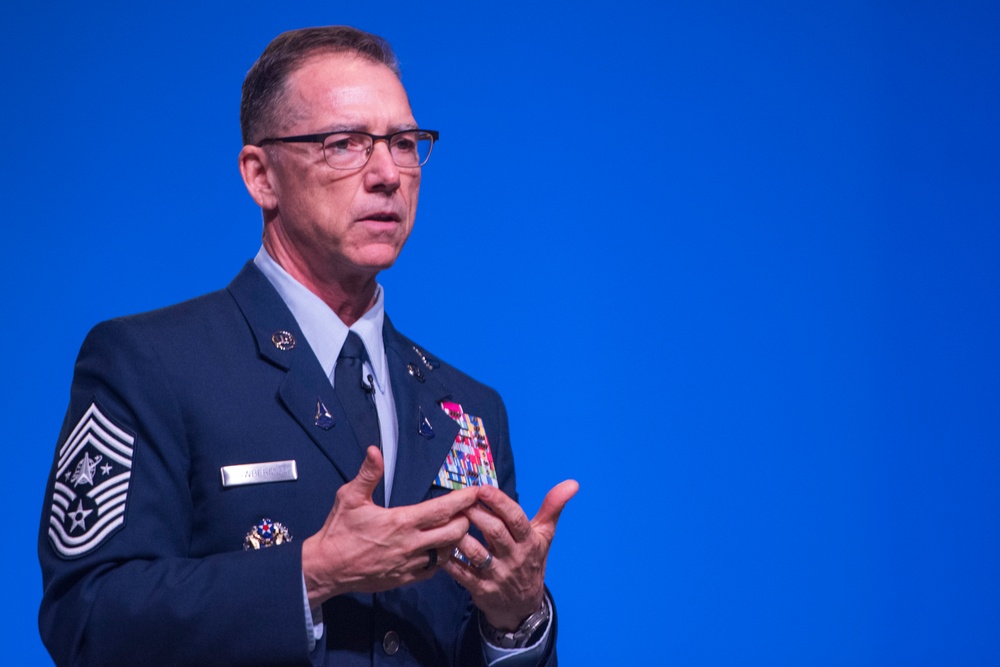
[38,26,577,666]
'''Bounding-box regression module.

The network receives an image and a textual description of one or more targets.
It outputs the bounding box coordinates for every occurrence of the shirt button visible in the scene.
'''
[383,630,400,655]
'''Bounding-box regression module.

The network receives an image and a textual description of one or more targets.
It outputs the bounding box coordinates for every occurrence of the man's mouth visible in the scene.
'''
[359,211,401,223]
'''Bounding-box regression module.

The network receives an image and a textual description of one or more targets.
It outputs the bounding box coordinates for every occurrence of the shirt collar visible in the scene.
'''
[253,247,388,393]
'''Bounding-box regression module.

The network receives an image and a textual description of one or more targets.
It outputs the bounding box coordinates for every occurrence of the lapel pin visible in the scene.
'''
[315,399,334,429]
[271,330,296,351]
[243,518,291,550]
[407,363,426,382]
[412,345,440,371]
[418,406,435,439]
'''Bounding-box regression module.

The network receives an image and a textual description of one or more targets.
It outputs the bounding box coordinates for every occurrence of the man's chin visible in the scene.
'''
[346,246,405,274]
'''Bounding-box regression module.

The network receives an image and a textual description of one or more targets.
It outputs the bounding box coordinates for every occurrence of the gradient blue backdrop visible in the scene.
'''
[4,2,998,664]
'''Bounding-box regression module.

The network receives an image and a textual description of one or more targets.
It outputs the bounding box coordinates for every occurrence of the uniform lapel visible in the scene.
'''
[227,262,366,484]
[383,320,460,508]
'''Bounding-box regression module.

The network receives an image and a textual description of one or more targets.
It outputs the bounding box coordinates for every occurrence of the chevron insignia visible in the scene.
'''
[48,402,135,558]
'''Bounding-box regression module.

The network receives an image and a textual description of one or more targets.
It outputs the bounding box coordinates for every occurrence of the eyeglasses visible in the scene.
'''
[256,129,439,169]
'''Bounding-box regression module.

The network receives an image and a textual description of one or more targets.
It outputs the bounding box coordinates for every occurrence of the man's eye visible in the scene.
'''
[326,135,367,152]
[392,136,417,152]
[326,138,350,152]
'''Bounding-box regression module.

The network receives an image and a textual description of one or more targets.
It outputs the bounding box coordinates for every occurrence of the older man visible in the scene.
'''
[39,26,576,666]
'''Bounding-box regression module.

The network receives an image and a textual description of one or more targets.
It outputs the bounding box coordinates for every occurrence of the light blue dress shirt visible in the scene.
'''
[254,248,399,503]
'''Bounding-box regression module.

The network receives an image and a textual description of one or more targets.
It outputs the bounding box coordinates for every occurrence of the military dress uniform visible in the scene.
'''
[38,261,557,666]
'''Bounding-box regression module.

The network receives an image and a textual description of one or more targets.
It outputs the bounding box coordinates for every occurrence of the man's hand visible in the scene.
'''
[302,446,479,607]
[442,480,579,631]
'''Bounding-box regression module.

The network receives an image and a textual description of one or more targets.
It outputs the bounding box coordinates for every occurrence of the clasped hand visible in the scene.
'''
[302,446,578,631]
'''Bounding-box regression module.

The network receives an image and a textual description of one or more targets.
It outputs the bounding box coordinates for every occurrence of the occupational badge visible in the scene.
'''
[271,330,296,351]
[433,401,499,490]
[315,398,334,430]
[48,402,134,559]
[243,518,292,550]
[417,406,434,439]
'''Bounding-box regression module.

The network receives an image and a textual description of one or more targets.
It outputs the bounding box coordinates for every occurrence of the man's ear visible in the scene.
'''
[239,145,278,210]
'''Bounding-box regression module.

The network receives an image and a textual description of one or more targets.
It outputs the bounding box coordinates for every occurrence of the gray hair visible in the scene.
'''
[240,26,401,145]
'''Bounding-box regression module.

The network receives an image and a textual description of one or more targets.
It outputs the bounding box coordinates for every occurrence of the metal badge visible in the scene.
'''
[407,363,425,382]
[271,330,296,351]
[220,460,298,487]
[315,399,334,430]
[412,345,440,371]
[418,406,434,439]
[243,518,291,550]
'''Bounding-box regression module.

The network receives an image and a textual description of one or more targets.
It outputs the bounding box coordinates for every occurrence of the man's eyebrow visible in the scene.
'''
[315,123,361,134]
[318,122,420,134]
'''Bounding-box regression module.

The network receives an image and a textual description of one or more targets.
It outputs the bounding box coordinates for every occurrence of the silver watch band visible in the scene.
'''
[479,597,551,649]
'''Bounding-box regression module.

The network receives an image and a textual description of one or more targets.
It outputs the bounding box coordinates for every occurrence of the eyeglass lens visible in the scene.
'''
[322,132,433,169]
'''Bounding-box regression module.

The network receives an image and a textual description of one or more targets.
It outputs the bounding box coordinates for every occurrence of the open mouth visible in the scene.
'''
[360,212,401,223]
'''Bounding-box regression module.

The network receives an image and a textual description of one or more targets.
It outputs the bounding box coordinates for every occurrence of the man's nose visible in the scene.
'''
[364,139,401,192]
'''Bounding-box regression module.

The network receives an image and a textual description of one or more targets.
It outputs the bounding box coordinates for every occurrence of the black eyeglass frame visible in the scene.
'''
[255,129,439,169]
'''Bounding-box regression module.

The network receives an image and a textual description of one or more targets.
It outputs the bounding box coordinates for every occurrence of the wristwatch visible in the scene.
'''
[479,598,551,649]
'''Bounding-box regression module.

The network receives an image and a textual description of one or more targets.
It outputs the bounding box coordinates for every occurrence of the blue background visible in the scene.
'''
[4,1,998,664]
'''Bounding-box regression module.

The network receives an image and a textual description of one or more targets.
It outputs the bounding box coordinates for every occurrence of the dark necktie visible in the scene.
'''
[335,331,384,504]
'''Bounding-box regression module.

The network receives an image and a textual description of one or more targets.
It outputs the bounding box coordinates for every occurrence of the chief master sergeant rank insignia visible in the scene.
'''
[48,402,135,559]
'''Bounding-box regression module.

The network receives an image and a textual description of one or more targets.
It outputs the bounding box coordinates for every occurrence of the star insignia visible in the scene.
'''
[67,500,93,533]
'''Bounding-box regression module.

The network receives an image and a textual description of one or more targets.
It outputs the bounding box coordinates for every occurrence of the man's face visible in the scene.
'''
[261,52,420,284]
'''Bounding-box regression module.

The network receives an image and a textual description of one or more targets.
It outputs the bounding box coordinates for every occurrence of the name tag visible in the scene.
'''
[220,460,298,487]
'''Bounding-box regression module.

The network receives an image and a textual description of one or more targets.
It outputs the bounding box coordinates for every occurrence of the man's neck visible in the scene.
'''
[262,237,378,327]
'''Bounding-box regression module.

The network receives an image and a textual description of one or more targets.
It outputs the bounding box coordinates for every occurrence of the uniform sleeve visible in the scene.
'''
[38,319,312,666]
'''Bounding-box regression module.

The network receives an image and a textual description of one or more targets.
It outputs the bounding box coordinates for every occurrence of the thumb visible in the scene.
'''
[345,446,384,503]
[531,479,579,542]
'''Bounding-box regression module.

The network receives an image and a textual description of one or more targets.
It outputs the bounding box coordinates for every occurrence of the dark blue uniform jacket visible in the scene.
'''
[38,263,557,666]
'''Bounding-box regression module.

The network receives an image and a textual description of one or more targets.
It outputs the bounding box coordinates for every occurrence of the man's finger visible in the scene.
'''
[531,480,579,541]
[464,503,517,556]
[453,532,493,571]
[476,485,533,542]
[440,556,481,593]
[416,512,471,551]
[404,486,480,530]
[341,446,384,503]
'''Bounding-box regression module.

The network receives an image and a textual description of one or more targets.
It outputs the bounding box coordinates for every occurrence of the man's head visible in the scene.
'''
[241,26,401,146]
[238,27,431,303]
